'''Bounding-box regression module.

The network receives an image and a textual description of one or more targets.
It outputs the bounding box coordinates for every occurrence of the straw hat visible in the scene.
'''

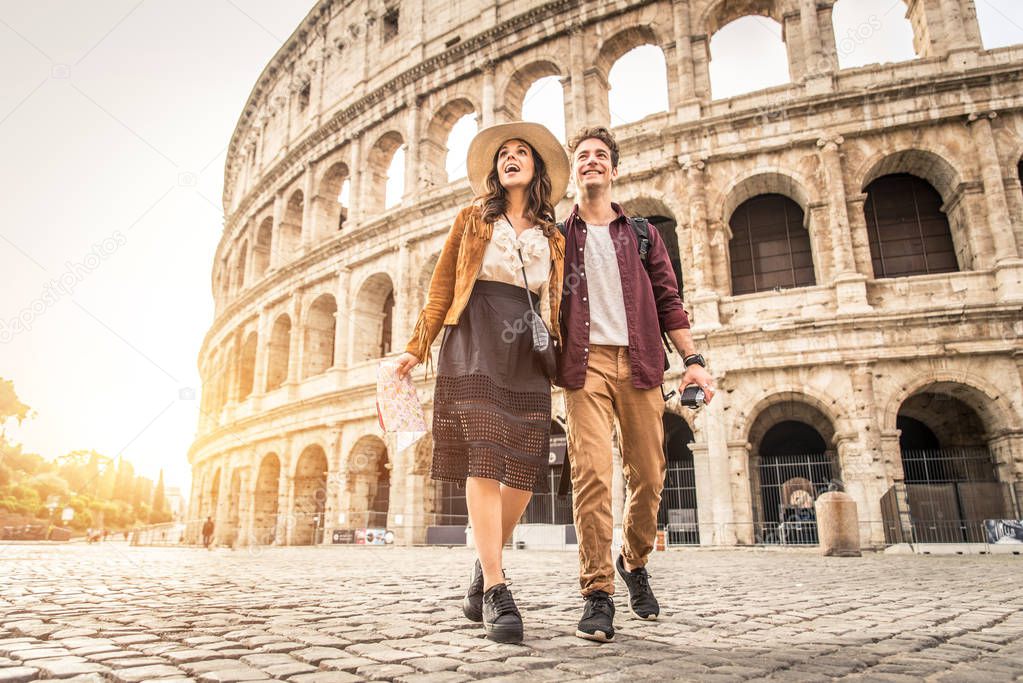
[466,121,570,204]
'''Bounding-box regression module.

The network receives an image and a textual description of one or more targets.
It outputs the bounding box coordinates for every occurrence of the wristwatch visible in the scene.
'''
[683,353,706,368]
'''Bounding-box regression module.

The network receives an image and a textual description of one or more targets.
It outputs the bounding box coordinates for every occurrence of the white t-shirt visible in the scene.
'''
[584,223,628,346]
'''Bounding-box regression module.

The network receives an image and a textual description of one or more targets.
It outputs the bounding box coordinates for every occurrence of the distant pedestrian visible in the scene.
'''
[202,517,214,549]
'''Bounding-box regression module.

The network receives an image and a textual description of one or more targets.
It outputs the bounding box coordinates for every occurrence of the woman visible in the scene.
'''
[395,122,568,643]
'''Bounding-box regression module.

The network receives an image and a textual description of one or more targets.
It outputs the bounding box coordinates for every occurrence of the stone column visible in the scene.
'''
[880,429,913,542]
[349,134,363,225]
[707,407,735,545]
[252,308,270,396]
[276,466,292,546]
[268,191,284,271]
[322,424,344,544]
[240,460,257,547]
[404,100,421,201]
[671,0,700,119]
[818,134,871,312]
[285,293,302,390]
[782,11,806,82]
[334,266,351,370]
[799,0,827,79]
[727,440,754,544]
[691,35,711,100]
[690,441,715,545]
[682,156,721,329]
[567,25,588,134]
[583,66,611,129]
[968,112,1023,302]
[213,464,231,546]
[846,192,873,277]
[301,162,316,250]
[394,242,411,344]
[481,63,496,127]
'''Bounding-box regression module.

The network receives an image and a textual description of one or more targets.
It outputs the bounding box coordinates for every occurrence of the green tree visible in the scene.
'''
[150,469,171,523]
[0,377,32,443]
[113,457,135,502]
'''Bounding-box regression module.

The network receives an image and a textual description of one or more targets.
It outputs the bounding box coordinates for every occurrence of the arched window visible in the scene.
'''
[366,132,404,214]
[237,333,257,400]
[864,174,957,278]
[266,314,291,391]
[351,274,395,362]
[316,162,349,235]
[303,295,338,378]
[254,218,272,277]
[608,45,668,125]
[710,16,789,99]
[380,291,394,357]
[728,194,814,295]
[445,113,478,182]
[280,190,303,259]
[384,148,404,209]
[831,0,915,69]
[522,76,565,143]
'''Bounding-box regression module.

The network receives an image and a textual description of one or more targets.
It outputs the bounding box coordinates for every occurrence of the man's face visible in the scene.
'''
[572,137,617,192]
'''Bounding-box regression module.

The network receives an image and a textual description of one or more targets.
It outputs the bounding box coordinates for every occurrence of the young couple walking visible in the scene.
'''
[395,122,715,643]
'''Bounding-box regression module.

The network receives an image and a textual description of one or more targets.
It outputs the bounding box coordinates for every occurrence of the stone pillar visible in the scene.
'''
[880,429,913,542]
[583,67,611,128]
[567,26,588,135]
[240,462,257,547]
[269,191,284,270]
[682,156,721,329]
[799,0,826,78]
[481,63,496,127]
[213,463,231,546]
[727,440,754,544]
[671,0,700,119]
[818,134,871,313]
[276,467,292,546]
[706,407,735,545]
[815,492,862,556]
[285,293,302,389]
[968,112,1023,302]
[394,242,411,343]
[782,11,805,82]
[252,308,270,395]
[691,35,711,100]
[322,424,344,544]
[301,162,316,250]
[846,192,873,277]
[404,100,421,202]
[967,113,1018,263]
[349,134,363,225]
[334,266,351,369]
[690,441,715,545]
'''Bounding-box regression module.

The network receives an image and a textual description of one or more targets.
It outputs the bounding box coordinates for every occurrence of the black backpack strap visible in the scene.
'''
[556,220,566,237]
[628,216,650,264]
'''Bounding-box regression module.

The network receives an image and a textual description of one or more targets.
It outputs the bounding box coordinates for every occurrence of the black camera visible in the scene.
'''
[679,384,706,410]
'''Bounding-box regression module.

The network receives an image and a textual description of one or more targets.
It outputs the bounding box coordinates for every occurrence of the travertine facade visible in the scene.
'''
[188,0,1023,548]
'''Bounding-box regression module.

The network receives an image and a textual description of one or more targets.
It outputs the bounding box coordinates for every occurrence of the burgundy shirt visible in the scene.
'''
[555,203,690,390]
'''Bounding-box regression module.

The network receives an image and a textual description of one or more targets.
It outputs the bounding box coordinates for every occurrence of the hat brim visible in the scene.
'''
[466,122,570,206]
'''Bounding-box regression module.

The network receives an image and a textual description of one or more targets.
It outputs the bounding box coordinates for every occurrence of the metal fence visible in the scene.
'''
[756,452,835,545]
[521,467,573,525]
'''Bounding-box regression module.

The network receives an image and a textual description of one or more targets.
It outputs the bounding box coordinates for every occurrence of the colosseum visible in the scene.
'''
[187,0,1023,550]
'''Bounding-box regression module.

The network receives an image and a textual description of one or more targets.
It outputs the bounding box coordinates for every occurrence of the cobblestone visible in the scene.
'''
[1,545,1022,681]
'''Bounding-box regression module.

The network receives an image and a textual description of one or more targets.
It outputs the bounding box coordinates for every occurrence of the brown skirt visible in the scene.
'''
[431,279,551,493]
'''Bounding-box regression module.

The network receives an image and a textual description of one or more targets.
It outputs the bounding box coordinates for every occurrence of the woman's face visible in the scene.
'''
[495,139,535,191]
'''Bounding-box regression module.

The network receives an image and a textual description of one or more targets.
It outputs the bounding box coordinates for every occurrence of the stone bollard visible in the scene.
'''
[814,491,862,557]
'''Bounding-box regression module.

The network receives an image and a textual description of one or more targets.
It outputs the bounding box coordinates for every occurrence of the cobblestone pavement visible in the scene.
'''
[2,544,1022,682]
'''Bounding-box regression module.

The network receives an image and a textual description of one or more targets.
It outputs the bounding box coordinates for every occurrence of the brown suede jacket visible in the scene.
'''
[405,205,565,364]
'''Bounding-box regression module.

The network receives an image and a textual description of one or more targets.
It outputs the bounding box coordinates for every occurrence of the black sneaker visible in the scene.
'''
[576,590,615,642]
[462,559,484,622]
[482,583,523,643]
[616,554,659,620]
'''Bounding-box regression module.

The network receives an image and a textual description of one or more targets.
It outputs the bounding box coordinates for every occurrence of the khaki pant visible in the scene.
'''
[566,345,665,596]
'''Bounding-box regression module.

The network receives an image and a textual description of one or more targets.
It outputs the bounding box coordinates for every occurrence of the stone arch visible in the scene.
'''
[237,332,257,400]
[346,435,390,528]
[716,168,814,223]
[291,444,328,545]
[253,217,272,277]
[732,386,847,444]
[500,60,563,121]
[279,189,304,260]
[596,27,670,125]
[742,390,842,545]
[314,160,350,235]
[351,272,395,363]
[366,131,405,213]
[302,293,337,378]
[415,252,440,316]
[882,372,1018,437]
[421,98,478,189]
[858,148,962,200]
[266,313,292,391]
[252,453,280,545]
[700,0,784,37]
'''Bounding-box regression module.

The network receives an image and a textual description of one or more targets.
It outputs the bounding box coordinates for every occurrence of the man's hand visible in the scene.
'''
[680,364,715,404]
[395,352,421,379]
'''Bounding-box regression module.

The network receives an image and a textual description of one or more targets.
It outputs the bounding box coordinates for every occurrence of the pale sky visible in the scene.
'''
[2,0,1021,496]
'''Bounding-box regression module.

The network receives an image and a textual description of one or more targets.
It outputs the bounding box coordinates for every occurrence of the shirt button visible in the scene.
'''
[578,247,583,252]
[584,347,589,352]
[582,296,587,301]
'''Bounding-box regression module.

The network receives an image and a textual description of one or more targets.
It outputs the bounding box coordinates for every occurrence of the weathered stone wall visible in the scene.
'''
[188,0,1023,548]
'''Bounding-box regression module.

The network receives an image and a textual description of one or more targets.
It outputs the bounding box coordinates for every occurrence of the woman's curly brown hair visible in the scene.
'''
[478,140,556,237]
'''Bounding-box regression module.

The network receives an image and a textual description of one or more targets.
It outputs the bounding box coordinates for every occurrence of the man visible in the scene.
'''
[202,516,215,549]
[557,126,715,642]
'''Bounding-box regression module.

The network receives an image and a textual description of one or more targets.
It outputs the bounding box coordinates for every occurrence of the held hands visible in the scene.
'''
[394,352,421,379]
[681,364,716,404]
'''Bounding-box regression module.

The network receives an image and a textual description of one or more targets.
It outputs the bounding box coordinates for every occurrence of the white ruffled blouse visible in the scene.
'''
[478,218,552,327]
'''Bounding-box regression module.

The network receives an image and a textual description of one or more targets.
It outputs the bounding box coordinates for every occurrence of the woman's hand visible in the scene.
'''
[395,352,421,379]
